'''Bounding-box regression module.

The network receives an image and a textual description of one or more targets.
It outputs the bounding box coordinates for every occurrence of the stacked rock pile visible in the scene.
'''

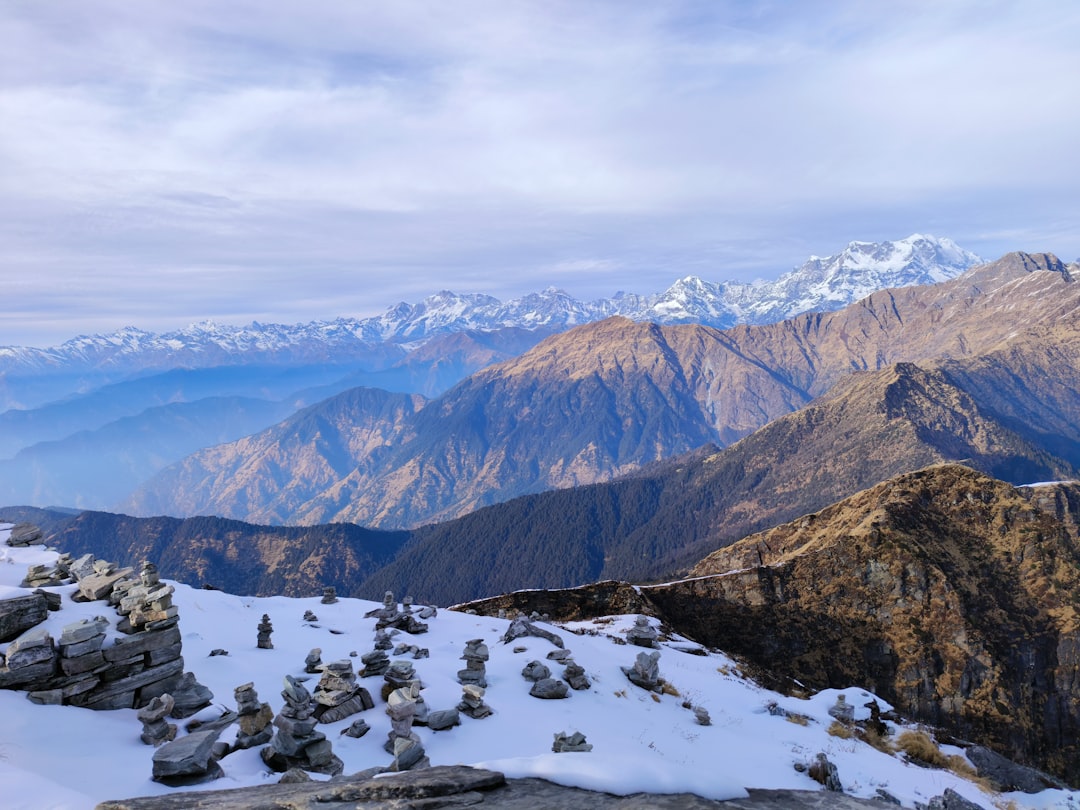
[312,659,374,724]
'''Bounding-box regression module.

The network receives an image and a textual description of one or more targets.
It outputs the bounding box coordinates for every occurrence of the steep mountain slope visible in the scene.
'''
[128,387,427,525]
[125,252,1079,528]
[663,465,1080,780]
[359,360,1076,604]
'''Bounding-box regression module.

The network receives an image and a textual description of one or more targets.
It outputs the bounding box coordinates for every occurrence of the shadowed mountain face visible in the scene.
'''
[454,465,1080,785]
[123,253,1080,529]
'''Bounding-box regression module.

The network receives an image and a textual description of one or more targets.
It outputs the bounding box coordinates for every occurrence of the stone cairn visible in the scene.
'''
[828,694,855,724]
[384,685,428,771]
[458,638,489,688]
[457,683,492,719]
[321,586,338,605]
[546,649,590,690]
[138,693,178,746]
[261,675,344,776]
[365,591,429,635]
[625,615,659,648]
[0,555,207,716]
[382,659,420,701]
[302,610,318,623]
[233,682,274,750]
[312,659,374,724]
[393,642,429,659]
[374,628,393,650]
[552,731,592,752]
[622,650,663,692]
[257,614,274,649]
[694,706,712,726]
[305,648,323,674]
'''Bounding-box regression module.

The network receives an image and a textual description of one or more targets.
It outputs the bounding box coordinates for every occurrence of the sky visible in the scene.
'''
[2,0,1079,348]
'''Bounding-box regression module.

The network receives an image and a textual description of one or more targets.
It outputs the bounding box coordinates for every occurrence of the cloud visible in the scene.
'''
[1,1,1078,346]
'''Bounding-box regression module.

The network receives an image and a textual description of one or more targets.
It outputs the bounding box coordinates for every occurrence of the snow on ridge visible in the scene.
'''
[0,535,1061,809]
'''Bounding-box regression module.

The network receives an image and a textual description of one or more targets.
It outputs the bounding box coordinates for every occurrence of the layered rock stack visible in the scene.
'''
[138,694,178,746]
[233,682,274,750]
[0,556,204,714]
[5,522,44,547]
[626,615,659,648]
[458,639,489,687]
[457,683,492,719]
[384,685,427,771]
[312,659,374,724]
[622,650,662,692]
[552,731,592,752]
[321,587,338,605]
[256,615,274,649]
[261,676,343,776]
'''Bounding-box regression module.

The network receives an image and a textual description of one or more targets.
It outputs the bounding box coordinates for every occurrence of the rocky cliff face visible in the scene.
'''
[670,466,1080,781]
[124,253,1080,529]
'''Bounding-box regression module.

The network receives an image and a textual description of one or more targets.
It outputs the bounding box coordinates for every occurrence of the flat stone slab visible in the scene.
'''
[94,767,912,810]
[0,593,48,643]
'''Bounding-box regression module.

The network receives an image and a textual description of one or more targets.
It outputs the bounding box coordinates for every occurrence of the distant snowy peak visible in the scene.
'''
[0,235,982,374]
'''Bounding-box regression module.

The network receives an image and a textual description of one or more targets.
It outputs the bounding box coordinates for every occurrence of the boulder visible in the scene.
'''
[151,729,224,786]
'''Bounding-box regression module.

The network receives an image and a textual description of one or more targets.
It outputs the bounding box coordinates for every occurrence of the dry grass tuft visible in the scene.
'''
[827,720,854,739]
[660,681,681,697]
[855,726,894,754]
[785,713,810,726]
[895,730,948,768]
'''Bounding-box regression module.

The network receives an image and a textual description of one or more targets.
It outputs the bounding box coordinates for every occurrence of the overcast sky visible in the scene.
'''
[2,1,1078,347]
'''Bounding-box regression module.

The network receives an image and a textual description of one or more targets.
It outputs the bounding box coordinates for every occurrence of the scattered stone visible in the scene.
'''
[208,648,228,657]
[167,671,214,719]
[261,675,344,776]
[563,661,591,690]
[625,614,659,648]
[502,614,564,649]
[529,678,569,699]
[693,706,712,726]
[622,650,662,692]
[138,694,178,746]
[807,753,842,792]
[302,610,318,623]
[233,682,274,750]
[828,694,854,724]
[256,614,273,649]
[152,728,224,786]
[552,731,592,752]
[320,587,338,605]
[521,660,551,682]
[546,649,572,663]
[304,648,322,674]
[21,563,66,588]
[427,708,461,731]
[342,718,371,738]
[458,638,489,687]
[458,683,492,719]
[418,605,437,620]
[922,788,984,810]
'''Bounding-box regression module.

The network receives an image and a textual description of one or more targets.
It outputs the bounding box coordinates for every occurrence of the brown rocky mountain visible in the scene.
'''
[122,252,1080,529]
[455,464,1080,784]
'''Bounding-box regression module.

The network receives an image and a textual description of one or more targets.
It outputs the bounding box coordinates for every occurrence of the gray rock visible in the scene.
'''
[342,718,370,738]
[68,553,97,581]
[827,695,855,724]
[563,661,591,690]
[502,614,564,649]
[521,660,551,682]
[553,731,592,752]
[76,567,135,602]
[966,744,1065,792]
[622,650,662,692]
[7,522,44,546]
[626,614,659,648]
[0,593,48,643]
[151,728,224,785]
[529,677,569,699]
[427,708,461,731]
[168,672,214,718]
[923,788,984,810]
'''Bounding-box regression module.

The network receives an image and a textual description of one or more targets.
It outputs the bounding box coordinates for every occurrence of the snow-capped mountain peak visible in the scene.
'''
[0,235,983,376]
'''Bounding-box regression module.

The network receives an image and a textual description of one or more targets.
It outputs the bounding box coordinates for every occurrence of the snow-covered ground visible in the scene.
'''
[0,529,1075,810]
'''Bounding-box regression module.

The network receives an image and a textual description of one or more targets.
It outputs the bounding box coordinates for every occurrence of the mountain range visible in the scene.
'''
[121,251,1080,530]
